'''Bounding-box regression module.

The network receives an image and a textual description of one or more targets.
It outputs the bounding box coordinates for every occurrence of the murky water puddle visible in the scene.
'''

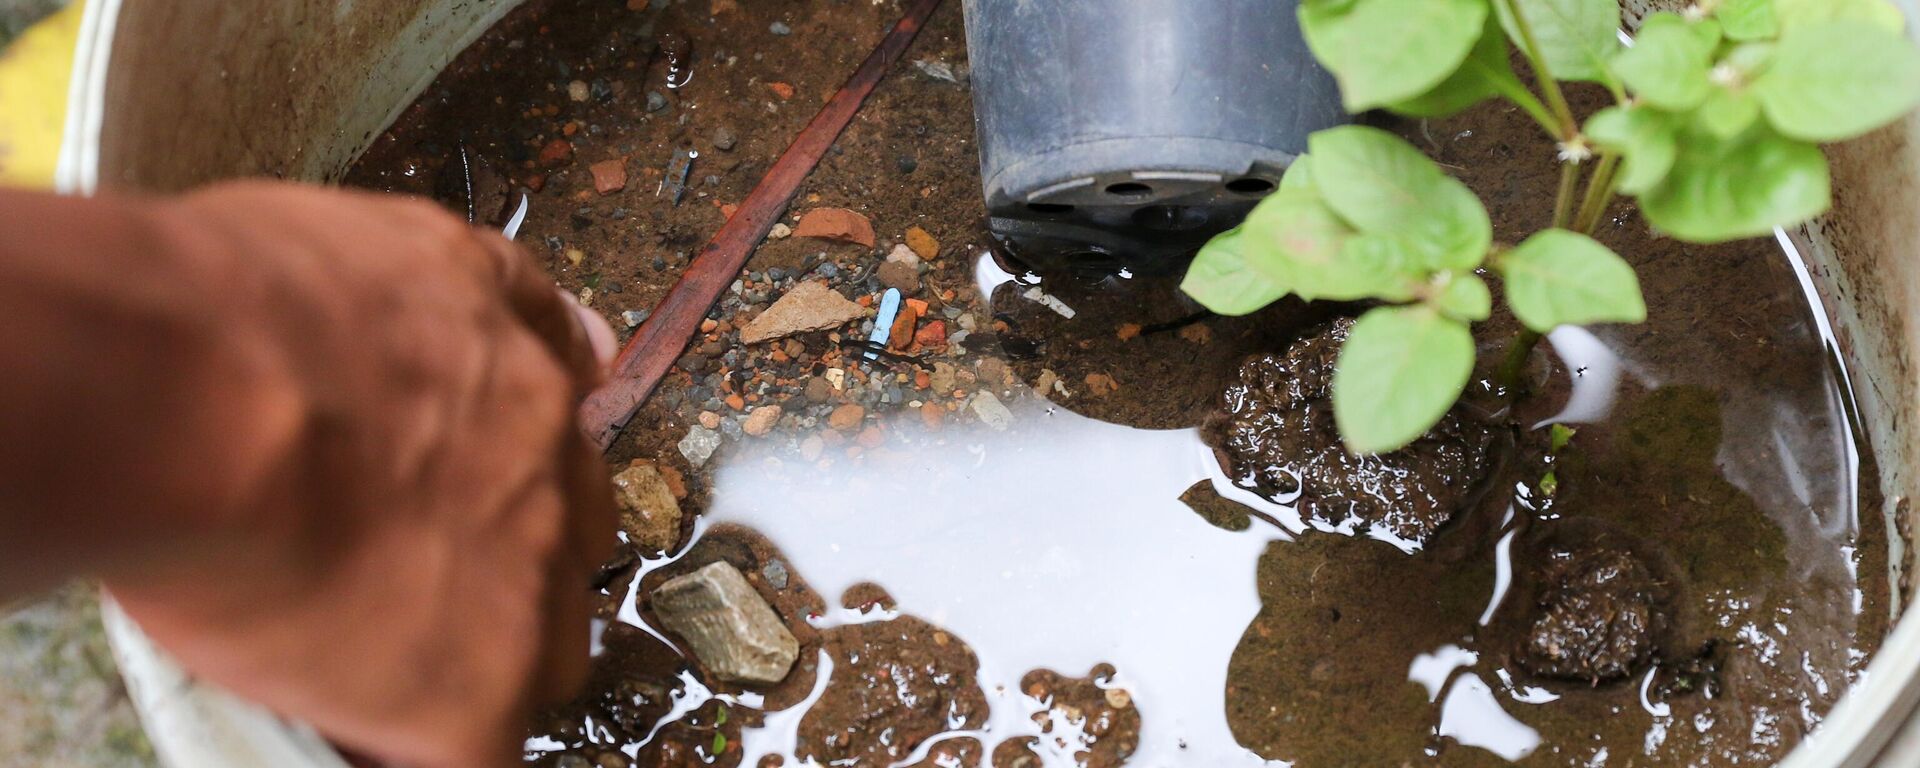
[530,233,1885,766]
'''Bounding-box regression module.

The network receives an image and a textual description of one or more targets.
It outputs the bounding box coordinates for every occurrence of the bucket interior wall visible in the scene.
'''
[66,0,1920,765]
[87,0,527,191]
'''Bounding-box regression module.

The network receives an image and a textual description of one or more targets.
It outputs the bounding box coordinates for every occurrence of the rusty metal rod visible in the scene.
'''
[578,0,944,450]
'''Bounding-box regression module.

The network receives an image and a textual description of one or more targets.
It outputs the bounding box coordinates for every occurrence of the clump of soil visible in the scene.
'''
[1211,317,1497,549]
[1179,480,1253,532]
[529,622,740,768]
[1514,544,1668,684]
[1013,666,1142,768]
[797,614,989,766]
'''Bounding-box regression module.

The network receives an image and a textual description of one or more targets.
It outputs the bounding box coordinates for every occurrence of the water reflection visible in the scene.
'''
[695,397,1292,766]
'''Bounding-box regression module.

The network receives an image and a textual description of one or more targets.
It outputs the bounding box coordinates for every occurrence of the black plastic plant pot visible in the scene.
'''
[962,0,1348,276]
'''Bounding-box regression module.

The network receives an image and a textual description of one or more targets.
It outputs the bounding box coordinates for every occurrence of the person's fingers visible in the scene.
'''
[470,231,606,397]
[529,428,616,706]
[560,288,618,368]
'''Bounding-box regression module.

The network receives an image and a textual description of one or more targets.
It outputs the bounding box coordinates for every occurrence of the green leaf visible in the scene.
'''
[716,705,729,725]
[1717,0,1779,41]
[1539,469,1560,496]
[1615,13,1716,109]
[1332,305,1476,454]
[713,732,728,754]
[1280,155,1315,195]
[1495,0,1625,83]
[1549,423,1577,452]
[1775,0,1906,33]
[1307,126,1493,270]
[1753,20,1920,142]
[1390,12,1523,118]
[1698,87,1763,138]
[1433,273,1493,321]
[1499,229,1647,332]
[1238,191,1418,302]
[1300,0,1491,111]
[1640,126,1830,243]
[1585,106,1678,194]
[1333,234,1426,301]
[1181,228,1292,316]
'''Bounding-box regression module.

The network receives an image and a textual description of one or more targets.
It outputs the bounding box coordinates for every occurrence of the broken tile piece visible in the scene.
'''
[793,207,876,248]
[739,282,869,344]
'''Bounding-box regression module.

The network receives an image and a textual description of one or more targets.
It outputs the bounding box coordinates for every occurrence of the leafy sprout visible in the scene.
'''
[1182,0,1920,454]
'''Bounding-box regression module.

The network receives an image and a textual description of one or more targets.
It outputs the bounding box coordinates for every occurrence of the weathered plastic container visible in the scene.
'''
[51,1,1920,766]
[961,0,1347,274]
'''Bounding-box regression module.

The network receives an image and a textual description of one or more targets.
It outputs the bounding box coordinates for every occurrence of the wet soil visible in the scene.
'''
[1508,533,1671,684]
[346,1,1893,766]
[1210,317,1501,552]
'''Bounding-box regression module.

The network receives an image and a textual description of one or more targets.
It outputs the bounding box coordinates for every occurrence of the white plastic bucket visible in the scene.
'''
[57,1,1920,765]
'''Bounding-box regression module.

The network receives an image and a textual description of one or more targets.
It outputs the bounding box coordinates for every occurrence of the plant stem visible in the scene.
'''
[1495,0,1579,140]
[1495,329,1544,394]
[1488,72,1562,139]
[1573,153,1621,234]
[1552,160,1581,229]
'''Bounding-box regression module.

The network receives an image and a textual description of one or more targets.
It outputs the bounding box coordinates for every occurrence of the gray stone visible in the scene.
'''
[678,426,721,466]
[769,20,791,35]
[646,90,668,112]
[611,463,681,554]
[913,59,962,84]
[970,391,1015,431]
[762,559,790,590]
[886,243,920,267]
[621,309,651,328]
[652,562,799,685]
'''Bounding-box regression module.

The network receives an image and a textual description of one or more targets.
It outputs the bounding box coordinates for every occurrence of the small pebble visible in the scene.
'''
[622,309,651,328]
[762,559,791,589]
[568,80,590,102]
[896,155,918,174]
[678,426,721,466]
[646,91,668,112]
[769,223,792,240]
[769,20,791,35]
[714,126,739,151]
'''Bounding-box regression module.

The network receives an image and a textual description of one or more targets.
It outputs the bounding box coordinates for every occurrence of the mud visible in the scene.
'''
[1212,317,1500,551]
[1511,540,1668,684]
[346,2,1895,766]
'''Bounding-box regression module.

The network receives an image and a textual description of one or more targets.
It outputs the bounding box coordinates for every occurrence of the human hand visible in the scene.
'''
[4,182,617,768]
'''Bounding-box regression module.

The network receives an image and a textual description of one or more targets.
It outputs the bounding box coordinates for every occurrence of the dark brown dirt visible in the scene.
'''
[1014,666,1142,768]
[983,269,1331,430]
[1511,541,1668,684]
[1222,86,1894,766]
[796,615,988,766]
[1211,317,1500,550]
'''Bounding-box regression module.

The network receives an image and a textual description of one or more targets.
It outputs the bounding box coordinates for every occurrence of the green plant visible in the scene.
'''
[1183,0,1920,453]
